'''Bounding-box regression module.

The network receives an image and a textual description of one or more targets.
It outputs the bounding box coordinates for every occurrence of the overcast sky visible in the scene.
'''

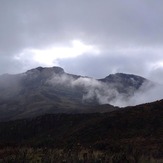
[1,0,163,83]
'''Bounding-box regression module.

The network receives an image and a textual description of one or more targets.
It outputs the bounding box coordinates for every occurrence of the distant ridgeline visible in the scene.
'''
[0,66,154,121]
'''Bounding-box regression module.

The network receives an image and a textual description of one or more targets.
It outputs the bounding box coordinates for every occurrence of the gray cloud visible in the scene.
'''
[58,50,163,83]
[47,73,163,107]
[0,0,163,85]
[47,73,125,106]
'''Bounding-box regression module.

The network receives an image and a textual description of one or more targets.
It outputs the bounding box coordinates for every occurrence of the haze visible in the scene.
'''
[0,0,163,84]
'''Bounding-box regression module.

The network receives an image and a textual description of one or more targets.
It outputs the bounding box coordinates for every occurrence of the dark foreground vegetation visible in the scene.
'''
[0,147,163,163]
[0,100,163,162]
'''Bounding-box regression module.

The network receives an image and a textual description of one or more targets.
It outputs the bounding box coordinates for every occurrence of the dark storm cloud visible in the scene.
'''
[0,0,163,83]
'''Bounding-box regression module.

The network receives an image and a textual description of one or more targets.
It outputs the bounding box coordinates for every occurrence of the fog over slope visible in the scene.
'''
[0,66,162,107]
[47,70,163,107]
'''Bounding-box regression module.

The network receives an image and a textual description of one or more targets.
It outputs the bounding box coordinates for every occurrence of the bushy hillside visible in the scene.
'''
[0,100,162,158]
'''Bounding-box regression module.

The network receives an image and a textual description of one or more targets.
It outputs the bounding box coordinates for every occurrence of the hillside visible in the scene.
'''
[0,66,152,121]
[0,99,162,162]
[0,100,163,163]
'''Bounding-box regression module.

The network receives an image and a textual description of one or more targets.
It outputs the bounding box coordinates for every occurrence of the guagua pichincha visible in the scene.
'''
[0,66,153,121]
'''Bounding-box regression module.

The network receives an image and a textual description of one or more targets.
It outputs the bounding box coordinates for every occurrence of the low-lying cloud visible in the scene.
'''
[48,73,163,107]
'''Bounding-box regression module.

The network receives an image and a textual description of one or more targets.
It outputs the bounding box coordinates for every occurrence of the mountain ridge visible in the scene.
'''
[0,66,154,121]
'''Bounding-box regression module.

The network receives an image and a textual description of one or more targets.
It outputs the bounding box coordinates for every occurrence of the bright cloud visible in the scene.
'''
[14,40,100,66]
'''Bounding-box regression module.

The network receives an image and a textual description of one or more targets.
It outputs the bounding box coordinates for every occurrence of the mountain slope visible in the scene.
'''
[0,99,162,155]
[100,73,147,94]
[0,66,153,121]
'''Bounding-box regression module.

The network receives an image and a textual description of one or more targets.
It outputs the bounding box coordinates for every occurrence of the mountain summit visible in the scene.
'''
[103,73,146,88]
[100,73,147,94]
[0,67,153,121]
[26,66,64,75]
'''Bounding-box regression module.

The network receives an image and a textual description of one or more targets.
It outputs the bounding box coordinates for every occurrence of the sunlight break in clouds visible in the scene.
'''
[15,40,100,66]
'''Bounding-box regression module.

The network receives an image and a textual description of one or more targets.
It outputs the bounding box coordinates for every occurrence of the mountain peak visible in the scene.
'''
[26,66,64,75]
[51,66,65,74]
[105,73,146,81]
[100,72,147,90]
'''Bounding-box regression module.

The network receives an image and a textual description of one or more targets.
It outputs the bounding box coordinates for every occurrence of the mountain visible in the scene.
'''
[0,66,153,121]
[100,73,147,93]
[0,99,162,162]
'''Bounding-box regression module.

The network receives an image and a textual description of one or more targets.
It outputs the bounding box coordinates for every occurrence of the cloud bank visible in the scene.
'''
[48,73,163,107]
[0,0,163,86]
